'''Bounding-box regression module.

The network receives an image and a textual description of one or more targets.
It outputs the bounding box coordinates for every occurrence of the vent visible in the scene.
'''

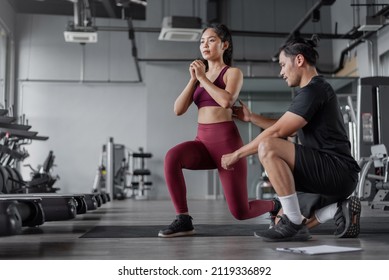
[64,31,98,43]
[159,16,203,42]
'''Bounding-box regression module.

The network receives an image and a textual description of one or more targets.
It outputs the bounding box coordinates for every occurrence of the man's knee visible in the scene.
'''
[257,138,275,161]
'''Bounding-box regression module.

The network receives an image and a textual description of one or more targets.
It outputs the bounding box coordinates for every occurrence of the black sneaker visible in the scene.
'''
[158,214,195,238]
[334,196,361,238]
[255,214,311,242]
[269,198,281,229]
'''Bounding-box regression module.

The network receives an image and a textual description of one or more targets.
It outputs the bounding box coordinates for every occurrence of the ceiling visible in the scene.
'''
[11,0,146,20]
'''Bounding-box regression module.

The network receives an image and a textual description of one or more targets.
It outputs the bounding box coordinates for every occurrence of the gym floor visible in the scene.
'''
[0,198,388,260]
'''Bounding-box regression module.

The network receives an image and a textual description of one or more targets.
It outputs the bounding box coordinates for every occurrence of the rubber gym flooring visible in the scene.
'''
[0,199,389,260]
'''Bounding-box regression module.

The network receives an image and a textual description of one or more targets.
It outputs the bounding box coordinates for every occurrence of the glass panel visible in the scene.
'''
[380,50,389,76]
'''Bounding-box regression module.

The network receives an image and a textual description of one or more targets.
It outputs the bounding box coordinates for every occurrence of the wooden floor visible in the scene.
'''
[0,198,389,260]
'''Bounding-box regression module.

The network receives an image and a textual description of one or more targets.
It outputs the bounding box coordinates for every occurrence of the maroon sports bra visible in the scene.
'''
[193,66,229,108]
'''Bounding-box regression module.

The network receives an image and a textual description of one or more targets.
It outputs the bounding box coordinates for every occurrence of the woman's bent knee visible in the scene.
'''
[230,209,249,220]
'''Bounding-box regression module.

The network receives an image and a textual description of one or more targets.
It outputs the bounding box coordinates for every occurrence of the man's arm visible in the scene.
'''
[233,100,277,129]
[222,111,307,169]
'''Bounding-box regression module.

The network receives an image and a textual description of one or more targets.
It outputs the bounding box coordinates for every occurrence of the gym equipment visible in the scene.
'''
[84,193,99,211]
[92,138,117,198]
[356,144,389,210]
[0,116,66,195]
[0,196,47,236]
[93,137,153,200]
[0,112,108,238]
[0,200,22,236]
[0,192,106,236]
[0,197,45,227]
[0,190,111,236]
[36,195,77,221]
[356,77,389,159]
[21,150,60,193]
[131,147,153,200]
[255,171,275,200]
[338,94,358,159]
[355,77,389,210]
[2,194,77,221]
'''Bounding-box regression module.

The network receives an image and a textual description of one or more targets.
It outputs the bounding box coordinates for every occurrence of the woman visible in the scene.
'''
[159,23,278,238]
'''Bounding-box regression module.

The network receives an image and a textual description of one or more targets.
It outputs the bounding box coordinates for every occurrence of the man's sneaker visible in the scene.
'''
[334,196,361,238]
[158,214,195,238]
[255,214,311,242]
[268,198,281,229]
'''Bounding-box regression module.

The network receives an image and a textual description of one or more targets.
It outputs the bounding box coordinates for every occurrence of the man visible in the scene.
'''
[221,36,361,242]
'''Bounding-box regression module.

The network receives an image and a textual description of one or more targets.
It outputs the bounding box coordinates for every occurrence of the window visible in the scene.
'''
[380,50,389,76]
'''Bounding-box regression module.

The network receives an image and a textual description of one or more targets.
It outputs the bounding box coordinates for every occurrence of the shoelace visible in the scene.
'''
[169,219,185,230]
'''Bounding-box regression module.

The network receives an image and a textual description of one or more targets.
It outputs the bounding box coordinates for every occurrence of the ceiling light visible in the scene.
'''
[64,31,98,43]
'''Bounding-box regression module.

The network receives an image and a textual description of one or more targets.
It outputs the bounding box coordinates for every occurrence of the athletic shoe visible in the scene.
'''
[334,196,361,238]
[158,214,195,238]
[255,214,311,242]
[268,198,281,229]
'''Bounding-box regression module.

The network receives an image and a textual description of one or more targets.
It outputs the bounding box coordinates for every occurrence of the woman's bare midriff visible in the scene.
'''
[197,106,233,124]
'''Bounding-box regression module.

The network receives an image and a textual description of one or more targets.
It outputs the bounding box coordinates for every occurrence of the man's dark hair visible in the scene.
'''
[279,35,320,66]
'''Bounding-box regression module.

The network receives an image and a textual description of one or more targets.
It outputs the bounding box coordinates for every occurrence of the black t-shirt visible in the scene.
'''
[287,76,359,171]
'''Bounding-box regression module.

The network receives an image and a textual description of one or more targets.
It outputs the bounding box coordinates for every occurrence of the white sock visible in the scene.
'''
[315,203,338,224]
[279,193,303,225]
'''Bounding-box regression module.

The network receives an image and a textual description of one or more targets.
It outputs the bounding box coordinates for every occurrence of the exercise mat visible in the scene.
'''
[80,217,389,238]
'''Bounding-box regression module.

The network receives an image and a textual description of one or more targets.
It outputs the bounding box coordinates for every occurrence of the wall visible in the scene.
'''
[16,14,149,195]
[19,82,147,195]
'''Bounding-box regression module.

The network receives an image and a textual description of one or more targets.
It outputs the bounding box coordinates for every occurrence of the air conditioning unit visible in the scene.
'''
[358,16,384,32]
[159,16,203,42]
[64,31,98,43]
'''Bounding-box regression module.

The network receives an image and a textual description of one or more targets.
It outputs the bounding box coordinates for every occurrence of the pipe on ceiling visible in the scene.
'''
[317,2,389,75]
[94,0,389,76]
[96,25,358,40]
[272,0,336,60]
[127,17,142,82]
[317,30,377,75]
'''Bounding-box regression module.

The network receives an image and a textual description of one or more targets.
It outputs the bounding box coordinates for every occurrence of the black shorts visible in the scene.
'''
[293,144,359,218]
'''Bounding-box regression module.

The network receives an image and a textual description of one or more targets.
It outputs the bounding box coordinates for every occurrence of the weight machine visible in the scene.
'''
[355,77,389,210]
[93,137,153,200]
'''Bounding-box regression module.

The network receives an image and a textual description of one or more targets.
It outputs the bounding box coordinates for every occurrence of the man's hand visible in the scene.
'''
[221,152,239,170]
[232,99,251,122]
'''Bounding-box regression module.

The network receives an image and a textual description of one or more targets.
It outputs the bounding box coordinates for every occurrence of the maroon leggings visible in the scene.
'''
[164,121,273,220]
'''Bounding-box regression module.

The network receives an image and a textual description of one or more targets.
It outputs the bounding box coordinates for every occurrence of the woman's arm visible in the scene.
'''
[173,62,198,116]
[174,78,197,116]
[192,60,243,109]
